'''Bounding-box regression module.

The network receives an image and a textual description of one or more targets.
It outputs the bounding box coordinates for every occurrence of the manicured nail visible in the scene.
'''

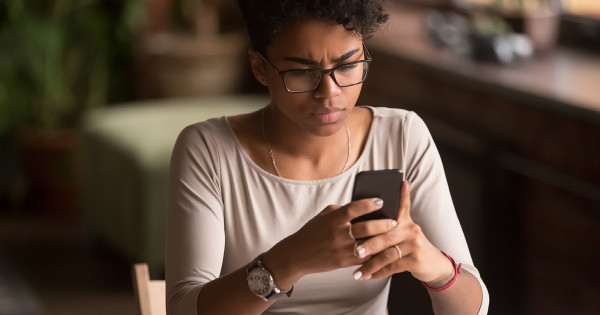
[391,220,397,227]
[353,271,362,280]
[374,198,383,207]
[357,247,366,257]
[364,275,372,280]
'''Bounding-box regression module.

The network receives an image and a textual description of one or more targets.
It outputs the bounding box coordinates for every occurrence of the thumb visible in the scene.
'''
[397,180,412,220]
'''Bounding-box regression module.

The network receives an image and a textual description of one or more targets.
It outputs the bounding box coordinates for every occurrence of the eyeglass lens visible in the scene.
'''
[283,61,369,92]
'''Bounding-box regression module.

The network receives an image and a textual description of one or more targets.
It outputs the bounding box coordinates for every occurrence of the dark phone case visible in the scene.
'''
[350,169,404,224]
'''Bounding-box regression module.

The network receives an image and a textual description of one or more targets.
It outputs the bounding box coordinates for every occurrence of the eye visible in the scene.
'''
[286,69,312,76]
[337,63,358,72]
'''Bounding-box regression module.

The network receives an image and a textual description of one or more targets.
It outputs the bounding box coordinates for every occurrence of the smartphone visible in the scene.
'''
[350,169,404,224]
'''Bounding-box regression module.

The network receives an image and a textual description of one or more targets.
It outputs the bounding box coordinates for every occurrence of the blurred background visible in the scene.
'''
[0,0,598,314]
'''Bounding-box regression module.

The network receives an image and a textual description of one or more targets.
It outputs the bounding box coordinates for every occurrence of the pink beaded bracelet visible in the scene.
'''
[421,251,462,292]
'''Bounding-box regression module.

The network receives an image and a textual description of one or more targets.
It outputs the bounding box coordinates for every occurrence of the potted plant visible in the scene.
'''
[136,0,249,98]
[0,0,142,214]
[492,0,561,53]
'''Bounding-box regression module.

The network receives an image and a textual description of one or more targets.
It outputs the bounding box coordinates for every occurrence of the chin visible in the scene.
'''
[309,117,347,137]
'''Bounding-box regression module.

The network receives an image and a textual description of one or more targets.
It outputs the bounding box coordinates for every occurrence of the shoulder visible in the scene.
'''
[364,106,429,135]
[367,106,415,121]
[226,110,262,140]
[184,116,230,135]
[176,117,232,145]
[171,117,236,166]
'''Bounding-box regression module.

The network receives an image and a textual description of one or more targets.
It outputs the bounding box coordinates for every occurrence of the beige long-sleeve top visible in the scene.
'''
[166,106,489,314]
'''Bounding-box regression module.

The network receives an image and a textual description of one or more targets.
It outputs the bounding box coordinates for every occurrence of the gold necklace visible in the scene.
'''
[261,108,351,178]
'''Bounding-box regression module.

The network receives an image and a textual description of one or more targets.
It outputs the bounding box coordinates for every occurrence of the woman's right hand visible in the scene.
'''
[262,198,398,290]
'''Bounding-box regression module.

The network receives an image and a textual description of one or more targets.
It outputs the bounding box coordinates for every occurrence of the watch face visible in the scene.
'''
[248,268,273,296]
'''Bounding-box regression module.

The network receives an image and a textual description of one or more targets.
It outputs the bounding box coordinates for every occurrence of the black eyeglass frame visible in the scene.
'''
[257,44,372,93]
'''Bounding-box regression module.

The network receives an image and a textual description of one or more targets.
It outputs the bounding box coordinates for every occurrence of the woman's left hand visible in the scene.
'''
[350,181,454,286]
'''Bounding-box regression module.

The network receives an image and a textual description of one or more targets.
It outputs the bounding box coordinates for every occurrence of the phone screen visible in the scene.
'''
[350,169,403,224]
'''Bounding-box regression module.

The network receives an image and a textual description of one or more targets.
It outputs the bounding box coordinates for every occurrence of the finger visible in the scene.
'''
[352,245,406,280]
[350,219,397,240]
[354,224,407,259]
[332,241,366,269]
[348,239,372,262]
[397,180,411,220]
[370,256,412,279]
[319,204,341,215]
[340,198,383,223]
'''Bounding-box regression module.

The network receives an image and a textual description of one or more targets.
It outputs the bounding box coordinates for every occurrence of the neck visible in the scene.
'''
[262,106,351,177]
[263,106,349,159]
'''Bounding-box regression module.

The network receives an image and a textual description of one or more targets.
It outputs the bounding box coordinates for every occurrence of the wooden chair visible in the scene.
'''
[131,263,390,314]
[132,263,166,315]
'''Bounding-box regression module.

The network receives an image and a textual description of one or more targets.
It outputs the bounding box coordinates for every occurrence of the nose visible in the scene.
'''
[313,71,341,99]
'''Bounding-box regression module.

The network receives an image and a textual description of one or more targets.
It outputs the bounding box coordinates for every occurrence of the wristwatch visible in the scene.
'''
[246,253,293,301]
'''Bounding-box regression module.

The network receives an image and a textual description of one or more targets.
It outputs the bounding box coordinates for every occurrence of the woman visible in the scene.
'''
[166,0,489,314]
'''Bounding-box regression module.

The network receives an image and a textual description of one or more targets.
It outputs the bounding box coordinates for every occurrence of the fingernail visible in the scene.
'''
[353,271,362,280]
[391,220,397,227]
[364,275,372,280]
[373,198,383,207]
[357,247,366,257]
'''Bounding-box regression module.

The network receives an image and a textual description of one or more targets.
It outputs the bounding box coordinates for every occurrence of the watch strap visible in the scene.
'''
[247,253,293,300]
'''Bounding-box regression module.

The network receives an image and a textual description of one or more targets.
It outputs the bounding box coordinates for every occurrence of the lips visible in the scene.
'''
[310,108,345,124]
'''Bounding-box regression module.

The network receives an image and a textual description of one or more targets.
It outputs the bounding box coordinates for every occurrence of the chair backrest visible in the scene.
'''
[132,263,166,315]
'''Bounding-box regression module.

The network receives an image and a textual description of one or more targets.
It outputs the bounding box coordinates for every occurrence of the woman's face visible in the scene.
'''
[256,19,366,137]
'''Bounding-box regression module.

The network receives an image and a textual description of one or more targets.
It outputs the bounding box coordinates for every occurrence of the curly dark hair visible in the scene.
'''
[235,0,388,55]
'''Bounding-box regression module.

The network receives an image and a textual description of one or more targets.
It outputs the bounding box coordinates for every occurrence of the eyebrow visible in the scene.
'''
[283,48,361,66]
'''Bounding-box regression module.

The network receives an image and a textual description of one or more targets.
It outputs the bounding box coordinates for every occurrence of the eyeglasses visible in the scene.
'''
[257,44,372,93]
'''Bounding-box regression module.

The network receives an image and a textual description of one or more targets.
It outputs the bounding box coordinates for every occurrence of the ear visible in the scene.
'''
[248,49,268,86]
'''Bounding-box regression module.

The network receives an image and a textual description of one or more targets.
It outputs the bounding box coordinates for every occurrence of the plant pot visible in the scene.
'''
[18,128,81,215]
[503,10,560,53]
[139,31,248,97]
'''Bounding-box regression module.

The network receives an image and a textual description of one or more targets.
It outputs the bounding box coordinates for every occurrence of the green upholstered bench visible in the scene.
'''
[81,95,267,272]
